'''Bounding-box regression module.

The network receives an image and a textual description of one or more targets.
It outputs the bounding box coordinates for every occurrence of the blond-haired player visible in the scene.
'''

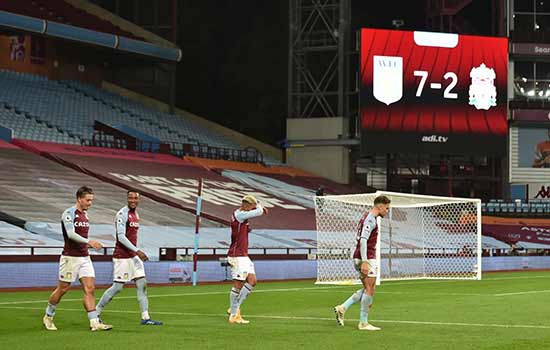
[227,195,268,324]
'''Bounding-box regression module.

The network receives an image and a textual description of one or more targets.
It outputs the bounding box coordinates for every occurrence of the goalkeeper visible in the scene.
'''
[333,195,390,331]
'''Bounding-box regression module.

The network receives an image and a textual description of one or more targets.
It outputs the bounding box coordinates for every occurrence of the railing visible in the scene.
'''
[0,246,114,255]
[84,121,265,163]
[0,246,316,257]
[160,247,316,255]
[159,246,317,261]
[181,144,263,163]
[482,200,550,217]
[1,246,549,260]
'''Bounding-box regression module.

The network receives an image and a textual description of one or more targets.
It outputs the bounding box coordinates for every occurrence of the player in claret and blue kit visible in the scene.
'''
[43,186,112,332]
[96,189,162,326]
[227,195,268,324]
[333,195,391,331]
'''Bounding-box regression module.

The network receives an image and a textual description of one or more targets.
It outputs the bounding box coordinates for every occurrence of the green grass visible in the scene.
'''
[1,271,550,350]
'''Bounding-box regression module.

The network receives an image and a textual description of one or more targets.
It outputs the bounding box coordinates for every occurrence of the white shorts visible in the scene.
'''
[59,255,95,283]
[228,256,255,281]
[354,258,377,278]
[113,256,146,283]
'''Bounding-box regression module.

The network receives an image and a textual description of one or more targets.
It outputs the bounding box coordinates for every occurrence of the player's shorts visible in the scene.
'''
[113,256,146,283]
[227,256,255,281]
[353,258,377,278]
[58,255,95,283]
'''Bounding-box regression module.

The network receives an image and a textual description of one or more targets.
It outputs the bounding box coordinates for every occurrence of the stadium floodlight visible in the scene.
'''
[314,191,481,285]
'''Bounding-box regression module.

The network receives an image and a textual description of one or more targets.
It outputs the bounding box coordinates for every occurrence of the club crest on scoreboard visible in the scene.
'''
[468,63,497,110]
[373,55,403,105]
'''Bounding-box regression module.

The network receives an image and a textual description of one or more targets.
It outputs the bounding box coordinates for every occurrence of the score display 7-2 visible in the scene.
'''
[412,70,457,99]
[361,29,508,156]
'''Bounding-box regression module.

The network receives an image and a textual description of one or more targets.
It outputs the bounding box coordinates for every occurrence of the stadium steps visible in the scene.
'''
[0,146,221,227]
[0,69,282,165]
[60,80,243,149]
[0,101,78,145]
[58,80,201,146]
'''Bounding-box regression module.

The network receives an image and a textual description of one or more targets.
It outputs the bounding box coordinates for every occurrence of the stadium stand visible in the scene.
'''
[0,216,514,260]
[483,216,550,249]
[0,74,79,143]
[13,139,316,230]
[62,79,242,149]
[0,139,220,227]
[482,199,550,216]
[0,79,540,262]
[0,70,277,162]
[2,224,317,259]
[184,156,370,209]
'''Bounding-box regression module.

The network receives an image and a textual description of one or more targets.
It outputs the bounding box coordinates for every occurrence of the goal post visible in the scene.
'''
[314,191,481,285]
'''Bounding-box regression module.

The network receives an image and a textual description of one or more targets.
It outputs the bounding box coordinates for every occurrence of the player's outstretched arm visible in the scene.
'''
[234,204,266,222]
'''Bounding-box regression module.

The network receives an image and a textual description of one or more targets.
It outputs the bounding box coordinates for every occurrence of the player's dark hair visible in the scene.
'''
[76,186,94,198]
[127,188,140,196]
[374,195,391,206]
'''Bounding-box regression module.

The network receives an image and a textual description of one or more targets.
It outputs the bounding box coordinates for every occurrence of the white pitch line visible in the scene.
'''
[280,290,486,296]
[493,289,550,297]
[381,274,550,286]
[474,275,550,281]
[370,319,550,330]
[1,305,549,330]
[377,291,487,296]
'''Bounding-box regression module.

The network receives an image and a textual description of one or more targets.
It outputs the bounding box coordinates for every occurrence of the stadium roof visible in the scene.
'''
[0,10,181,62]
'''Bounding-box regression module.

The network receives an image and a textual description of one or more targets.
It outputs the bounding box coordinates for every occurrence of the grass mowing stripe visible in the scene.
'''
[0,286,347,305]
[0,290,493,306]
[3,305,550,330]
[4,282,542,306]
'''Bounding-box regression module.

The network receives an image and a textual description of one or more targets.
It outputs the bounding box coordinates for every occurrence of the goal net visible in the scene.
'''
[315,191,481,285]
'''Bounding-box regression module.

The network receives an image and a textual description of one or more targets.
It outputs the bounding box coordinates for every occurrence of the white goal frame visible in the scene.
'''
[314,191,482,285]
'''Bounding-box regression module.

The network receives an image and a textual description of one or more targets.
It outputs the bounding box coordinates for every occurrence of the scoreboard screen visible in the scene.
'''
[360,29,508,156]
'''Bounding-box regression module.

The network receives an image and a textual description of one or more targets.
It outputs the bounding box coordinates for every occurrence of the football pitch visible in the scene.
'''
[1,271,550,350]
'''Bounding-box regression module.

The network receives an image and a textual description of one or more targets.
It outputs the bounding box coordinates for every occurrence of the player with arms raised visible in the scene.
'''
[96,189,162,325]
[333,195,391,331]
[227,195,268,324]
[43,186,112,331]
